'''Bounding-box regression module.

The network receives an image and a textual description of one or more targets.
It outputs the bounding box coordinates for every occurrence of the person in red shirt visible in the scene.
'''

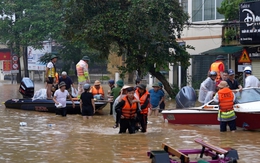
[209,55,225,86]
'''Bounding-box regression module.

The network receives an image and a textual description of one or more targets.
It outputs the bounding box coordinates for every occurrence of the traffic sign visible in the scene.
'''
[238,49,251,63]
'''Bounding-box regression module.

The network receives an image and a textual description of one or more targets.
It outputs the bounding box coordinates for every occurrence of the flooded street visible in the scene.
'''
[0,81,260,163]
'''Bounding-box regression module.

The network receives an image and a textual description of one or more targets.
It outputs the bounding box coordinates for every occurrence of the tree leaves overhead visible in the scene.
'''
[55,0,190,96]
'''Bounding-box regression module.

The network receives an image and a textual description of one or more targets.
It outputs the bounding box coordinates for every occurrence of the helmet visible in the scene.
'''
[108,80,115,84]
[244,66,252,74]
[244,66,251,72]
[83,83,90,90]
[209,71,217,76]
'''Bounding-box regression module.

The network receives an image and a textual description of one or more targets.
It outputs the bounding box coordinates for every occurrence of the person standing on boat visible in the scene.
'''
[45,54,58,99]
[198,71,217,105]
[90,80,105,99]
[115,87,139,134]
[213,81,236,132]
[148,83,164,116]
[226,69,242,92]
[209,55,225,86]
[244,66,260,88]
[59,71,77,97]
[53,81,75,117]
[80,83,95,119]
[108,79,115,115]
[135,84,150,132]
[76,56,90,98]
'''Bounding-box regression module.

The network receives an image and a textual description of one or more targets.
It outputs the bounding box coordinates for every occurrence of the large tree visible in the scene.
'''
[55,0,191,97]
[0,0,63,81]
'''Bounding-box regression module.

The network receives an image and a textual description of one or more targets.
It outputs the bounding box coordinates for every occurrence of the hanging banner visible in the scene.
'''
[28,41,52,71]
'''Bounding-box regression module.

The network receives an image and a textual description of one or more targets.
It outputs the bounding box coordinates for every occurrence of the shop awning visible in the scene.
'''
[201,46,243,55]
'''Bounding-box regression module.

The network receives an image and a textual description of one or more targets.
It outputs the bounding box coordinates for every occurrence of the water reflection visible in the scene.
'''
[0,82,259,162]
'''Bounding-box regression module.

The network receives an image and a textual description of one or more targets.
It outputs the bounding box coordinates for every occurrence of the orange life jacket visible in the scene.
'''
[210,61,225,82]
[76,60,87,76]
[90,86,104,96]
[55,72,59,84]
[135,90,150,114]
[121,96,137,119]
[218,87,234,112]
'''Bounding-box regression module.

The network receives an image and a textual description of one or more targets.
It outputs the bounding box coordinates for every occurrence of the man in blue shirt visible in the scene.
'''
[148,83,164,116]
[59,71,77,97]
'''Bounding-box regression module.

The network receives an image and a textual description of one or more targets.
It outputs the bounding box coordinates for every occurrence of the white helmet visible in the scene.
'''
[83,83,90,90]
[244,66,251,72]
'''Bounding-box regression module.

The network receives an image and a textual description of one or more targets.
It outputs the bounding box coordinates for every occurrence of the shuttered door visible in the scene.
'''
[252,60,260,79]
[192,55,228,89]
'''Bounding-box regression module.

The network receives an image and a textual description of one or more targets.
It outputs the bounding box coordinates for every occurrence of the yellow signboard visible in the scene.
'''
[238,49,251,63]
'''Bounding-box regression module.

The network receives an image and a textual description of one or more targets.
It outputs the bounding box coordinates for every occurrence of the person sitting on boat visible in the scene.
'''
[59,71,77,97]
[90,80,105,100]
[226,69,242,92]
[45,54,58,99]
[213,81,236,132]
[80,83,95,120]
[135,84,150,133]
[115,87,139,134]
[53,81,75,117]
[244,66,260,88]
[198,71,217,105]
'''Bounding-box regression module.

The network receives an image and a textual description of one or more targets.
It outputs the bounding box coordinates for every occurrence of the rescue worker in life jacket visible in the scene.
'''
[135,84,150,132]
[115,87,139,134]
[90,80,105,100]
[213,81,236,132]
[209,55,225,86]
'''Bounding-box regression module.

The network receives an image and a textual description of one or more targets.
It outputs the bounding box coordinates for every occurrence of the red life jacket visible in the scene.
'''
[121,96,137,119]
[218,87,234,112]
[210,61,225,82]
[135,90,150,114]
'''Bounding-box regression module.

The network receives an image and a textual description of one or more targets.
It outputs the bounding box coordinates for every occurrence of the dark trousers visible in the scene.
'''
[119,119,135,134]
[220,119,236,132]
[138,114,148,132]
[110,102,114,115]
[55,107,67,117]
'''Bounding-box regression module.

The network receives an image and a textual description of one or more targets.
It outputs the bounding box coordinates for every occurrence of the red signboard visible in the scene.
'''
[0,51,11,60]
[3,60,11,71]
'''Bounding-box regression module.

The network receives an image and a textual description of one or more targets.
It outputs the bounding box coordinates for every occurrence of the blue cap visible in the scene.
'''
[228,69,235,75]
[108,80,115,84]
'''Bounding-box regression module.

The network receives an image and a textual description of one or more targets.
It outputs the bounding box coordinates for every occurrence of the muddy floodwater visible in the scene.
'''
[0,81,260,163]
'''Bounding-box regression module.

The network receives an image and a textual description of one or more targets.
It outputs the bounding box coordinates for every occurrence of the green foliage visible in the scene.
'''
[100,76,110,81]
[54,0,191,96]
[217,0,243,21]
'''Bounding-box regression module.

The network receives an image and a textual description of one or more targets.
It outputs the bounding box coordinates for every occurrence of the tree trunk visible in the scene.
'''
[23,47,29,77]
[149,68,176,98]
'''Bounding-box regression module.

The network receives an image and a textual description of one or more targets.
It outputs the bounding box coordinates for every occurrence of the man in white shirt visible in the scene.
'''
[244,66,260,88]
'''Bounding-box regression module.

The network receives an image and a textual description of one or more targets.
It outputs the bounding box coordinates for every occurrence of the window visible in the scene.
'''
[204,0,215,20]
[192,0,203,22]
[192,0,224,22]
[181,0,188,13]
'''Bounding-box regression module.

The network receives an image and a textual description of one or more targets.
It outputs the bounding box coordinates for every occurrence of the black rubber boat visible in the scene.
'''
[4,98,108,114]
[4,77,108,114]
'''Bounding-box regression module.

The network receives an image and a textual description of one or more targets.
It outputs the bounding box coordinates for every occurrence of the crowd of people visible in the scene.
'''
[45,54,260,133]
[199,55,260,132]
